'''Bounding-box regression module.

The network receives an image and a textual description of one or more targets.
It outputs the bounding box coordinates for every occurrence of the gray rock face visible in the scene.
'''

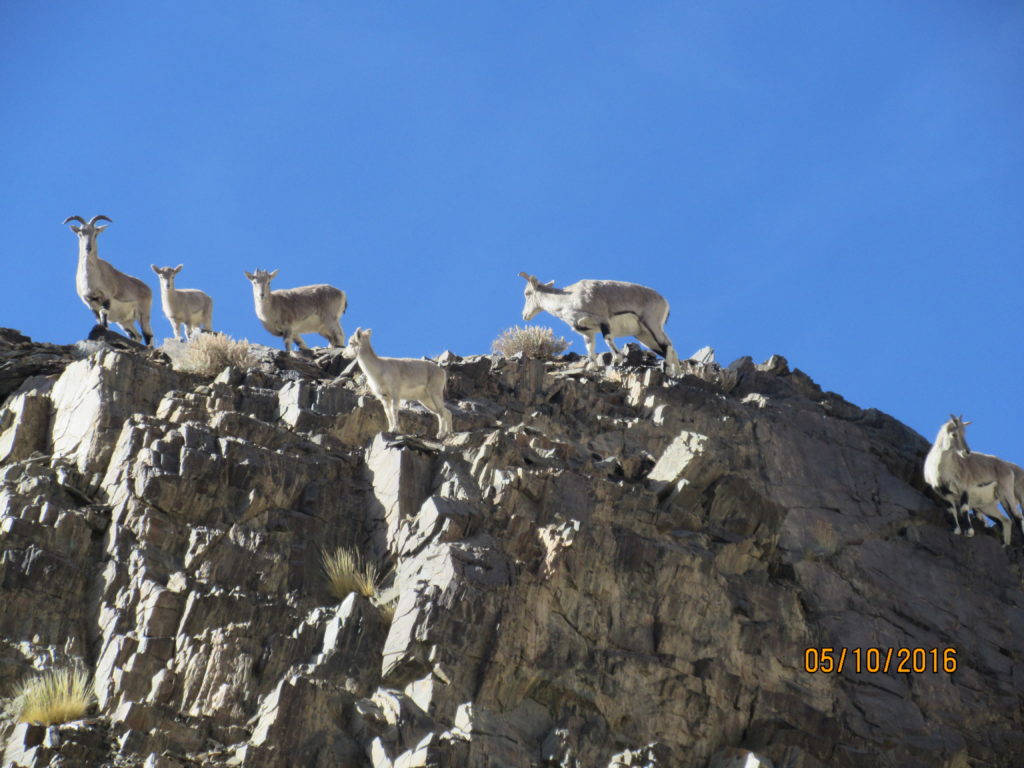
[0,332,1022,768]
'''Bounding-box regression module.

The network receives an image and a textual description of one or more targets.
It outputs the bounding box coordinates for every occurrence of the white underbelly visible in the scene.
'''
[106,298,140,324]
[607,314,643,337]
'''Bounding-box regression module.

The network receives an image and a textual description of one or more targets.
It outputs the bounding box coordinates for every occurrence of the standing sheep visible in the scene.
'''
[924,415,1023,546]
[244,269,347,352]
[64,215,154,345]
[343,328,452,439]
[151,264,213,340]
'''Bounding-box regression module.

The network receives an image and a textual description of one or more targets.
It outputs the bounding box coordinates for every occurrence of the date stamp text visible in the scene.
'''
[803,647,957,674]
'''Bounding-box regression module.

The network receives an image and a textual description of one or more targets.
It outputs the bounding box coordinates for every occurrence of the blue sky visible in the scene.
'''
[3,2,1022,464]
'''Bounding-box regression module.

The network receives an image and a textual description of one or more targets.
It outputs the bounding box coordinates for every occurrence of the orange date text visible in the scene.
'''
[803,647,957,674]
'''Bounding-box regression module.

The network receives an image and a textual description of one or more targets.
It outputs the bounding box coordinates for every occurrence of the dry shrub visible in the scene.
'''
[491,325,569,359]
[376,596,400,625]
[322,546,382,600]
[10,666,92,725]
[172,332,263,376]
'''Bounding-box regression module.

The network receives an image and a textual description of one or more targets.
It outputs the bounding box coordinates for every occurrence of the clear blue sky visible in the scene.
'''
[3,2,1022,465]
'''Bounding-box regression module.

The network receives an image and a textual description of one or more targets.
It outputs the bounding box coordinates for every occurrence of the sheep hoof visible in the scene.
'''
[953,528,962,535]
[966,529,975,537]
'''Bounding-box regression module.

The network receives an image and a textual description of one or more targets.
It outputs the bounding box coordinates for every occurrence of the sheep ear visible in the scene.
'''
[363,328,372,339]
[174,264,183,274]
[518,271,535,284]
[543,280,554,287]
[151,265,159,274]
[244,271,254,280]
[269,269,279,279]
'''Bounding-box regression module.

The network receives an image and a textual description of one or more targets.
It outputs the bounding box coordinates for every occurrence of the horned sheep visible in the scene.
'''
[244,269,346,352]
[151,264,213,340]
[518,272,681,375]
[343,328,452,439]
[64,215,154,345]
[923,415,1024,547]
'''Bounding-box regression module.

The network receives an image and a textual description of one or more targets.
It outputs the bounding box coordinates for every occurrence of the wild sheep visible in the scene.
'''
[923,414,1024,546]
[64,215,154,346]
[151,264,213,340]
[343,328,452,439]
[244,269,346,352]
[518,272,681,375]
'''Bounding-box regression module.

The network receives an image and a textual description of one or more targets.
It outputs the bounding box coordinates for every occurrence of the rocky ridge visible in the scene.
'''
[0,328,1022,768]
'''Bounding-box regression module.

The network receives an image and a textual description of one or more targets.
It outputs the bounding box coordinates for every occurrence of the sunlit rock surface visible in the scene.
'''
[0,327,1022,768]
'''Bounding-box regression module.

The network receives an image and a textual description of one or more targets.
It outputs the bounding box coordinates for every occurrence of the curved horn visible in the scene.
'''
[63,216,86,225]
[88,215,112,225]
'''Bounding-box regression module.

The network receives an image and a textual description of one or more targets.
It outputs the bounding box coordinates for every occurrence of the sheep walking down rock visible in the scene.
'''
[244,269,346,352]
[518,272,681,375]
[343,327,452,439]
[924,414,1024,546]
[64,215,154,346]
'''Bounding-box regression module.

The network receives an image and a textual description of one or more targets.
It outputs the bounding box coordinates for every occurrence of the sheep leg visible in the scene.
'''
[116,323,141,342]
[946,499,963,535]
[634,327,660,354]
[600,322,624,364]
[139,315,154,347]
[385,397,401,433]
[640,320,681,376]
[985,504,1013,547]
[293,334,311,352]
[957,492,975,536]
[324,323,345,347]
[428,392,452,438]
[170,321,182,342]
[580,331,599,369]
[1000,495,1022,545]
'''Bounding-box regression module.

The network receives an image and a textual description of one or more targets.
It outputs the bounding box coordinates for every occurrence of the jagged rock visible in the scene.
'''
[607,742,674,767]
[708,747,774,768]
[1,330,1023,768]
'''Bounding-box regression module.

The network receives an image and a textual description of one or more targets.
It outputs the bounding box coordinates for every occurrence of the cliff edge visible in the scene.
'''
[0,328,1022,768]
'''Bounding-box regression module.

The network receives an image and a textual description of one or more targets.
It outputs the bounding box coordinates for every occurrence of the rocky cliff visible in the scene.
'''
[0,328,1022,768]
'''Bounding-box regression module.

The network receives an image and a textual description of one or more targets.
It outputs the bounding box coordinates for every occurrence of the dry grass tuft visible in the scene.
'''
[492,325,569,359]
[170,332,263,376]
[10,666,93,725]
[376,596,400,625]
[322,546,383,600]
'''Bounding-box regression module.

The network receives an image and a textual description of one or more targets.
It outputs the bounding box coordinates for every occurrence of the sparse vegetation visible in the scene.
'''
[9,665,93,725]
[491,325,569,359]
[170,332,263,376]
[322,546,383,600]
[376,596,400,625]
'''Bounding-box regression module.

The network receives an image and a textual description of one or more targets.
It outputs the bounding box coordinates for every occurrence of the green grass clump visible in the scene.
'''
[491,325,569,359]
[322,546,382,600]
[10,666,93,725]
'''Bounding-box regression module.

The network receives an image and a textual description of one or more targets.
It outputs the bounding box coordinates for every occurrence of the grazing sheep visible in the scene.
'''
[64,215,154,345]
[518,272,681,375]
[923,415,1023,546]
[151,264,213,340]
[244,269,346,352]
[343,328,452,439]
